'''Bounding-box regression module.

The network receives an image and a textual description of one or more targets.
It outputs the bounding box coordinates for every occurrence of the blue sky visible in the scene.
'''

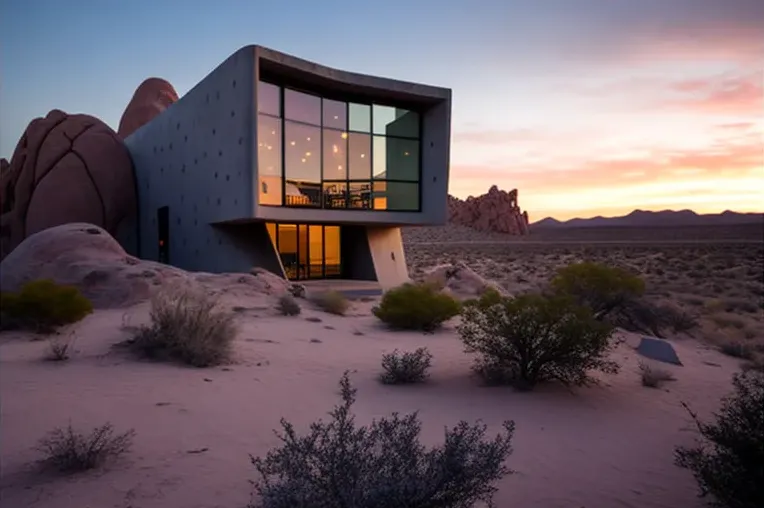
[2,0,762,219]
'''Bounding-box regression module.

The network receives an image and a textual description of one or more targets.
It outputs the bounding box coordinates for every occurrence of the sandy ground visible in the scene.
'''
[0,296,746,508]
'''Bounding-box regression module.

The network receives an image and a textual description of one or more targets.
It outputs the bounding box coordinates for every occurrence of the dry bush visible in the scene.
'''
[0,279,93,333]
[379,348,433,385]
[675,370,764,508]
[36,422,135,473]
[46,334,76,362]
[249,372,515,508]
[276,294,301,316]
[312,290,349,316]
[128,283,237,367]
[718,341,755,360]
[639,361,676,388]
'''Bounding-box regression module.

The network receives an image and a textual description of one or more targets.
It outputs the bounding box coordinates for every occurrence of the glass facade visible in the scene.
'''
[257,80,421,211]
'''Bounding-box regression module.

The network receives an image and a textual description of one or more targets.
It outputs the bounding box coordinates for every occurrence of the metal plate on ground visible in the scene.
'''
[636,337,683,366]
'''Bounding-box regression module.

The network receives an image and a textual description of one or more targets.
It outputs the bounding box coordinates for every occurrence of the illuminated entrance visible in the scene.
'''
[266,223,341,280]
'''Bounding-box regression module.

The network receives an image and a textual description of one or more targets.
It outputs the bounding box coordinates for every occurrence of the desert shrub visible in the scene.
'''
[373,282,461,332]
[36,422,135,473]
[128,284,237,367]
[719,341,754,360]
[276,294,301,316]
[458,294,619,390]
[550,262,645,319]
[46,335,76,362]
[675,370,764,508]
[639,361,675,388]
[463,286,504,312]
[249,372,515,508]
[658,305,699,333]
[312,290,349,316]
[0,279,93,332]
[379,347,433,384]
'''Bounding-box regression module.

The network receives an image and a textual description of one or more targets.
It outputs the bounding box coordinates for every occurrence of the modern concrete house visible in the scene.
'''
[124,45,452,288]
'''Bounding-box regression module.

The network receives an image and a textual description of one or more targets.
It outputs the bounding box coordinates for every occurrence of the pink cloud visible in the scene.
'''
[663,74,764,114]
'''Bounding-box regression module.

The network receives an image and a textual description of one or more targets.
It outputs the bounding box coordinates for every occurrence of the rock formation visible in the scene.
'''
[448,185,530,235]
[0,110,137,261]
[0,223,294,308]
[117,77,179,139]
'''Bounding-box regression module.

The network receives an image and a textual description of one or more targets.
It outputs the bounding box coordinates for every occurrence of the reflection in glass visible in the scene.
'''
[373,107,419,138]
[322,129,347,180]
[284,88,321,125]
[375,181,419,211]
[348,133,370,180]
[323,181,347,209]
[349,182,372,209]
[266,222,277,245]
[277,224,298,279]
[309,225,324,278]
[324,226,341,277]
[323,99,346,130]
[258,81,281,117]
[348,103,371,132]
[258,114,282,205]
[373,136,419,181]
[284,121,321,206]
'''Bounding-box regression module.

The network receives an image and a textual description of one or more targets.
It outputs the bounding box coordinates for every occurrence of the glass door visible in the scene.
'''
[269,223,341,280]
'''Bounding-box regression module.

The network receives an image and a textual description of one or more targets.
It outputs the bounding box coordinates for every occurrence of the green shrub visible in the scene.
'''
[675,370,764,508]
[276,294,301,316]
[0,279,93,332]
[37,422,135,473]
[373,282,461,332]
[458,294,619,390]
[463,286,504,311]
[312,290,349,316]
[249,372,515,508]
[128,284,237,367]
[550,262,645,319]
[379,347,433,385]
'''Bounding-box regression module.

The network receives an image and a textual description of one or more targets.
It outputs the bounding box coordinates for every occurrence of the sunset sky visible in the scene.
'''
[2,0,762,221]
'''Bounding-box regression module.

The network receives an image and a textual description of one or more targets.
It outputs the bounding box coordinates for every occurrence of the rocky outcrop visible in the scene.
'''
[448,186,530,235]
[117,77,178,139]
[0,110,137,261]
[418,262,509,300]
[0,223,294,308]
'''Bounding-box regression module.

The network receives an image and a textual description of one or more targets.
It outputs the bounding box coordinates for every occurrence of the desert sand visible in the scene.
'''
[2,224,762,508]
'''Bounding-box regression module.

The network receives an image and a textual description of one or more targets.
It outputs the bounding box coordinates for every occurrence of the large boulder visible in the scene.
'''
[0,110,136,260]
[448,185,530,235]
[419,262,509,300]
[118,77,178,139]
[0,223,293,309]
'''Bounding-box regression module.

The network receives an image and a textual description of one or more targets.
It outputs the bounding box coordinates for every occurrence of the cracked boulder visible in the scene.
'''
[0,109,136,260]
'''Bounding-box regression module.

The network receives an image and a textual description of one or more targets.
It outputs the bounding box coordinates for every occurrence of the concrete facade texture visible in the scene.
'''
[124,45,451,286]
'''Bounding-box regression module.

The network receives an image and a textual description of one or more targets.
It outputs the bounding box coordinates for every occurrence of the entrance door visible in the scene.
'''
[269,223,341,280]
[157,206,169,264]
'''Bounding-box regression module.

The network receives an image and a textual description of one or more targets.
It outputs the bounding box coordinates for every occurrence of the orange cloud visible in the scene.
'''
[448,131,764,219]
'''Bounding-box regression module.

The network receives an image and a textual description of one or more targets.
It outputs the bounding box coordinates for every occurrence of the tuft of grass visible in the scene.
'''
[276,294,301,316]
[379,348,433,385]
[639,361,676,388]
[312,290,349,316]
[36,422,135,473]
[128,283,237,367]
[46,334,76,362]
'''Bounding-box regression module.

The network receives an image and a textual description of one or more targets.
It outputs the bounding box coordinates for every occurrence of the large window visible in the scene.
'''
[257,80,421,211]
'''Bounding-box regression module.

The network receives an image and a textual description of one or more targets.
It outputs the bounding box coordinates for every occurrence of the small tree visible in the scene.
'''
[550,262,645,320]
[675,370,764,508]
[250,372,515,508]
[373,282,461,332]
[458,294,619,390]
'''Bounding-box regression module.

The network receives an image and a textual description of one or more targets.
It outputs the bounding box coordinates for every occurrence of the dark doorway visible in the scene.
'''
[157,206,169,264]
[266,223,341,280]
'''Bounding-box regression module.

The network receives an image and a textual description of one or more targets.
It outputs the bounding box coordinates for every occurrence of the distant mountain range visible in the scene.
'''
[532,210,763,229]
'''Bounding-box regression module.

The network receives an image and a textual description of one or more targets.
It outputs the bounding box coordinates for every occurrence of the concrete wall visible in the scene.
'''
[366,227,409,289]
[124,47,258,271]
